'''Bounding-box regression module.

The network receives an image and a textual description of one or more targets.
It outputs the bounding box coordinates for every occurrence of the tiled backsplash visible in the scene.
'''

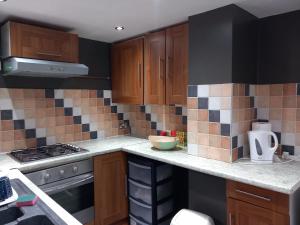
[187,82,300,162]
[0,88,127,152]
[0,88,187,152]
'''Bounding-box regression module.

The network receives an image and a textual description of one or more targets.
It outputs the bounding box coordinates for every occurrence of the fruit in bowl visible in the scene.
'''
[148,135,179,150]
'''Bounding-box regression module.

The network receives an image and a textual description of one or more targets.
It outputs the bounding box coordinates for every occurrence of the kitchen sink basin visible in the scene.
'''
[17,215,55,225]
[0,207,24,224]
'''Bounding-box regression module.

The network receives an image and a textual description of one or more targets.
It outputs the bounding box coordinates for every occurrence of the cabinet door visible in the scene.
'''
[111,38,144,104]
[144,31,166,105]
[227,198,289,225]
[94,152,128,225]
[166,24,188,105]
[10,22,78,63]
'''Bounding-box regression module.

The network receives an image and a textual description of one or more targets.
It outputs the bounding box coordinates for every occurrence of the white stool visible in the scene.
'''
[171,209,215,225]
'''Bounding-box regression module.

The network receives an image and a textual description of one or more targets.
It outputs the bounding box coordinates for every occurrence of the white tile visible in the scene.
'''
[97,130,105,139]
[25,119,36,129]
[220,110,231,123]
[238,134,244,147]
[281,133,295,146]
[151,114,157,122]
[208,97,221,110]
[82,115,90,124]
[270,120,282,132]
[145,105,151,114]
[123,113,129,120]
[294,147,300,156]
[257,108,269,120]
[46,136,56,145]
[103,90,111,98]
[182,106,187,116]
[13,110,25,120]
[231,123,239,136]
[249,85,256,96]
[0,99,13,110]
[54,89,64,99]
[157,122,164,131]
[197,85,209,97]
[117,105,124,113]
[90,123,97,131]
[187,144,198,156]
[64,98,73,107]
[36,128,46,138]
[73,107,82,116]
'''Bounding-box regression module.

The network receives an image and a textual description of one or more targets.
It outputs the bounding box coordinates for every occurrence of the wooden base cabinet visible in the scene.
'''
[227,180,289,225]
[94,152,128,225]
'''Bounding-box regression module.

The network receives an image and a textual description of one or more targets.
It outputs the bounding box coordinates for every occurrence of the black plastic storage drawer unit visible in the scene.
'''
[128,155,175,225]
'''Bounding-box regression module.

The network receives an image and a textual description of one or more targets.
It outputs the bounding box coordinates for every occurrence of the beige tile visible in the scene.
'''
[221,84,233,97]
[220,97,232,110]
[209,122,220,135]
[198,121,209,134]
[187,132,198,144]
[270,84,283,96]
[269,109,282,120]
[198,110,208,121]
[198,133,209,146]
[283,83,296,96]
[209,135,221,148]
[221,136,231,150]
[256,85,270,96]
[188,109,198,121]
[209,84,222,97]
[282,121,295,133]
[187,98,198,109]
[282,108,296,121]
[269,96,283,108]
[283,96,297,108]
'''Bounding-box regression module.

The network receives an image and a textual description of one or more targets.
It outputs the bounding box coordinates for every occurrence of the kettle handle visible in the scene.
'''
[269,131,278,152]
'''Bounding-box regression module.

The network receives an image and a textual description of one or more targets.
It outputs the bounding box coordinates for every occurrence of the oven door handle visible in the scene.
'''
[41,173,94,195]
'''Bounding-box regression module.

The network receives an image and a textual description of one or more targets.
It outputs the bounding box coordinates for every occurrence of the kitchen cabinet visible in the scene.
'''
[166,23,188,105]
[111,23,188,105]
[111,37,144,104]
[2,21,78,63]
[227,180,289,225]
[94,152,128,225]
[144,30,166,105]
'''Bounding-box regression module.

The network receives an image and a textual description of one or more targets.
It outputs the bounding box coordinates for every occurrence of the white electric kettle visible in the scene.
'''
[248,130,278,163]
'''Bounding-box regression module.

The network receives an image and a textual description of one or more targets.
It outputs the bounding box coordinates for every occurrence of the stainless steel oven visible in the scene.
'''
[25,158,94,224]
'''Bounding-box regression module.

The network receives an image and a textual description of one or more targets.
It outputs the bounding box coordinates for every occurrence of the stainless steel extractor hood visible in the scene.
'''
[1,57,89,78]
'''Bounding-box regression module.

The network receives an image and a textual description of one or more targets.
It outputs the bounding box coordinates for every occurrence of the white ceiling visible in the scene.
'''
[0,0,299,43]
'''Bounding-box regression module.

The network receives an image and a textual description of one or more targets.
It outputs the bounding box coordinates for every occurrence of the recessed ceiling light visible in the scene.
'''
[0,0,7,2]
[115,26,124,31]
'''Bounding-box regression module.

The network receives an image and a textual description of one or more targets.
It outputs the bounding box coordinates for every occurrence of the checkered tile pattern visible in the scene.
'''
[0,88,128,152]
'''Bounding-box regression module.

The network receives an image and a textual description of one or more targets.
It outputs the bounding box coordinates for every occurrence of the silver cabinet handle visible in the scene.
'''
[138,63,142,88]
[37,52,62,57]
[235,189,272,202]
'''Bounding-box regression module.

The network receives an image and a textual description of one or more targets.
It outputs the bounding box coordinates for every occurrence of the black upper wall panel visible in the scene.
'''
[257,10,300,84]
[189,4,257,85]
[0,37,111,89]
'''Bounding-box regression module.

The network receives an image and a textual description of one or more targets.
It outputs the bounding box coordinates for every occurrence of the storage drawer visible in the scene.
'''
[129,215,171,225]
[227,180,289,215]
[128,161,172,185]
[129,197,174,224]
[129,179,173,205]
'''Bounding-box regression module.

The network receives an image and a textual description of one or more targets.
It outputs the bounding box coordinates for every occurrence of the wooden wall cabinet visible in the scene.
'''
[166,23,188,105]
[227,180,289,225]
[111,38,144,104]
[94,152,128,225]
[112,23,188,105]
[3,21,79,63]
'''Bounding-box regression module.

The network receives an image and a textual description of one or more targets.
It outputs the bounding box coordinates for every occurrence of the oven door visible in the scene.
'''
[40,173,94,224]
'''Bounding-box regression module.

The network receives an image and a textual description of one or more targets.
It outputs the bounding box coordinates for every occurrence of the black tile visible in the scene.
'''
[140,106,145,112]
[175,107,182,115]
[13,120,25,130]
[254,108,257,118]
[64,108,73,116]
[25,129,36,139]
[73,116,82,124]
[245,84,250,96]
[238,146,244,159]
[104,98,111,106]
[97,90,104,98]
[209,110,220,122]
[274,132,281,144]
[37,137,47,147]
[146,113,151,121]
[232,136,238,149]
[1,110,13,120]
[198,98,208,109]
[282,145,295,155]
[188,85,197,97]
[182,116,187,125]
[257,119,269,123]
[297,84,300,96]
[118,113,124,120]
[55,99,64,107]
[221,124,230,136]
[156,130,161,135]
[250,97,255,108]
[151,122,157,129]
[111,106,117,113]
[82,124,90,132]
[90,131,98,139]
[45,89,55,98]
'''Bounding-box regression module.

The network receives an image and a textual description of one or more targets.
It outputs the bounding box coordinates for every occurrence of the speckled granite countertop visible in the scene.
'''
[1,136,300,194]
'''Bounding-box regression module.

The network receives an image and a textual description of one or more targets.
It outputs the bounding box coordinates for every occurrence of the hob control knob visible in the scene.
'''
[44,173,50,181]
[73,166,78,174]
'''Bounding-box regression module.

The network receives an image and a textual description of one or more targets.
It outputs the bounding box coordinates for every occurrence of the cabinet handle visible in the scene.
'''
[37,52,62,57]
[235,189,272,202]
[167,56,172,80]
